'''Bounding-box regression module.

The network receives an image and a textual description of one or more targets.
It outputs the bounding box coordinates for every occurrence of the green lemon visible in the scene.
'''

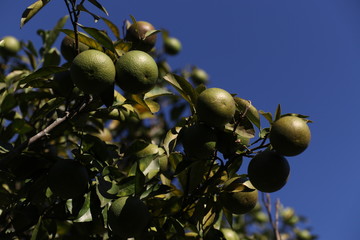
[60,35,89,62]
[0,36,21,56]
[164,37,182,55]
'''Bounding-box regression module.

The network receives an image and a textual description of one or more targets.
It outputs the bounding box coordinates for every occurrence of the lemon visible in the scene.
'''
[125,21,157,52]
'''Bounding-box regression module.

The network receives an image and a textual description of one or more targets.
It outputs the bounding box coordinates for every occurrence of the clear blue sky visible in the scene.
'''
[2,0,360,239]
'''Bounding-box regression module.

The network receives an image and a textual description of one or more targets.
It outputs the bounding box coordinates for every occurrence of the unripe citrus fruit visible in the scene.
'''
[108,196,151,238]
[181,123,217,160]
[270,116,311,156]
[52,70,75,97]
[0,36,21,56]
[220,188,258,214]
[196,88,236,128]
[48,159,89,199]
[125,21,157,52]
[60,35,89,62]
[190,68,209,85]
[247,151,290,193]
[115,50,158,94]
[164,37,182,55]
[70,49,116,95]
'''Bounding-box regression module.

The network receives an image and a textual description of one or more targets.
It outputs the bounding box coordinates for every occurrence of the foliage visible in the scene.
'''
[0,0,317,239]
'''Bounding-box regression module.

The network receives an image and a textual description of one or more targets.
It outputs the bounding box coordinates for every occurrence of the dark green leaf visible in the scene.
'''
[88,0,109,16]
[275,104,282,121]
[43,16,68,54]
[77,4,101,22]
[21,66,67,84]
[20,0,51,28]
[10,119,34,134]
[1,93,17,113]
[79,24,115,52]
[30,97,65,122]
[43,48,61,67]
[101,17,120,39]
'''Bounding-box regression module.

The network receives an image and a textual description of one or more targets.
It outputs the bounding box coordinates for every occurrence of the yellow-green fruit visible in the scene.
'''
[0,36,21,56]
[60,35,89,62]
[270,116,311,156]
[70,49,115,95]
[48,159,89,199]
[220,188,258,214]
[108,196,151,238]
[181,124,217,160]
[221,228,240,240]
[115,50,158,94]
[190,68,209,85]
[247,151,290,193]
[164,37,182,55]
[125,21,157,52]
[196,88,236,128]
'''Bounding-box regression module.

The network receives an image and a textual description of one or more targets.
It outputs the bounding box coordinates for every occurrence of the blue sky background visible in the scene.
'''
[1,0,360,239]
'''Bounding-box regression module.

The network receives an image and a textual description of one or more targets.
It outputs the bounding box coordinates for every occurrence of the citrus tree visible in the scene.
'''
[0,1,317,239]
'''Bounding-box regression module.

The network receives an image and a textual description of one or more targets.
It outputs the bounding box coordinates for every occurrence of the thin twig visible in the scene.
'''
[262,192,282,240]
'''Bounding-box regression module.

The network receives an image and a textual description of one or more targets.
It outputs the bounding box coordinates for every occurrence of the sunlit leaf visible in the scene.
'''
[259,110,273,124]
[163,126,182,155]
[101,17,120,39]
[20,0,51,28]
[234,97,261,129]
[163,73,197,112]
[74,193,92,222]
[61,29,103,51]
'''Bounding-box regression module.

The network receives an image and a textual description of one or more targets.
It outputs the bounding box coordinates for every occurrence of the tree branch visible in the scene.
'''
[262,192,282,240]
[0,96,92,167]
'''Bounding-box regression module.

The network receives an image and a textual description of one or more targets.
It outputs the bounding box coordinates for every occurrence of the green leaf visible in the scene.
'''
[135,163,146,196]
[10,119,34,134]
[30,97,65,122]
[74,193,92,222]
[43,48,61,67]
[79,24,115,52]
[20,0,51,28]
[101,17,120,39]
[60,29,103,51]
[259,110,273,124]
[21,66,67,85]
[77,4,101,22]
[234,97,261,129]
[163,126,182,155]
[88,0,109,16]
[43,16,68,54]
[275,104,282,121]
[163,73,197,112]
[0,93,16,114]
